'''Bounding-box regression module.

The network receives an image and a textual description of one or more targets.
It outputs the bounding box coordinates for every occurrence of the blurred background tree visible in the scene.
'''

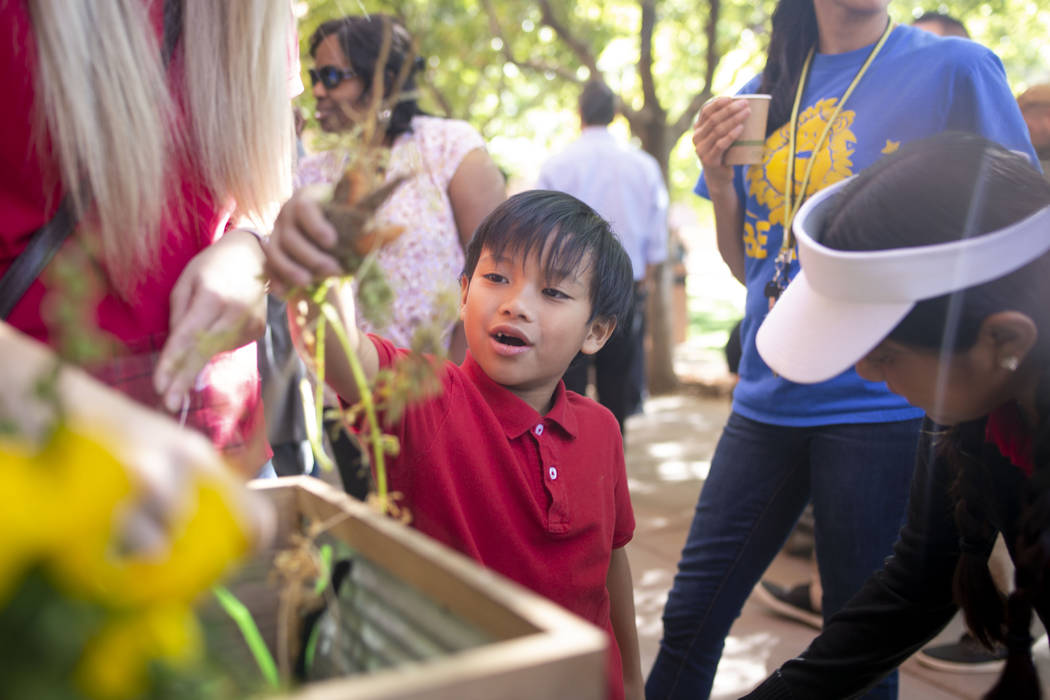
[295,0,1050,391]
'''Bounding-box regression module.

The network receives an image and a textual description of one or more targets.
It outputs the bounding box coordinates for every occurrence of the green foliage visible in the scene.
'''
[295,0,1050,202]
[0,569,221,700]
[212,586,280,691]
[355,258,395,329]
[0,569,104,700]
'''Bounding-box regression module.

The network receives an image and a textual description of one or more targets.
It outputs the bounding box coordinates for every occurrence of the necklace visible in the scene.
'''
[765,19,895,303]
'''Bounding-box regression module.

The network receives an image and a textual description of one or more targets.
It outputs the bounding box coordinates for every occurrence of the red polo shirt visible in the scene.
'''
[368,335,635,699]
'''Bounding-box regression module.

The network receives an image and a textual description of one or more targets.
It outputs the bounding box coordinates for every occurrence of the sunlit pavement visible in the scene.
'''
[623,385,1050,699]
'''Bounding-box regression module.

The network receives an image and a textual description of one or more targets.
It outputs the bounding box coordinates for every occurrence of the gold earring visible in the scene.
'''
[999,356,1019,372]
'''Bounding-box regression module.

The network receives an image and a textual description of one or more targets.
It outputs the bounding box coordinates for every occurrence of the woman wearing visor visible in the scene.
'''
[746,131,1050,699]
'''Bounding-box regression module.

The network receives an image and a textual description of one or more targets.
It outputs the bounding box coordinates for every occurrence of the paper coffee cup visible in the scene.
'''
[724,94,771,166]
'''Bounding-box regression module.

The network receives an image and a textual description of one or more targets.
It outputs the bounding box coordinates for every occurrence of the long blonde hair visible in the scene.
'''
[27,0,293,294]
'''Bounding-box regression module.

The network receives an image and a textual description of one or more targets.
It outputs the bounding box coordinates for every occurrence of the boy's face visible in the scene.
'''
[460,246,616,413]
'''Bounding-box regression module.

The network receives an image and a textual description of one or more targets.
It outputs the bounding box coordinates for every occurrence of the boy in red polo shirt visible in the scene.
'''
[268,189,641,699]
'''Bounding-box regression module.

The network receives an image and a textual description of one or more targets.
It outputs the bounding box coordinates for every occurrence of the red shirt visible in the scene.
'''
[0,2,266,471]
[986,401,1034,476]
[369,335,635,699]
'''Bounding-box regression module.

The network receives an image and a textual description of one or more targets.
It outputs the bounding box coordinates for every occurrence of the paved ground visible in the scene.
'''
[623,384,1050,698]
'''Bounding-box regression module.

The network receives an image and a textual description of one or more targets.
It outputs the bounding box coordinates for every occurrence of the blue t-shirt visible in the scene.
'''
[697,25,1038,426]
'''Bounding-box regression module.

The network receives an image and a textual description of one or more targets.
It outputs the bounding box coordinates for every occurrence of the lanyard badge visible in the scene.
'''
[765,248,794,309]
[764,20,894,308]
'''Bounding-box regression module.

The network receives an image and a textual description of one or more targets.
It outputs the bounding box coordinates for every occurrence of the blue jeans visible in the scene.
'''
[645,413,922,700]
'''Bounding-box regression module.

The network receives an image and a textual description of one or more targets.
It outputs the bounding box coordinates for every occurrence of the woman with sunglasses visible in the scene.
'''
[293,14,505,360]
[745,131,1050,700]
[646,2,1037,699]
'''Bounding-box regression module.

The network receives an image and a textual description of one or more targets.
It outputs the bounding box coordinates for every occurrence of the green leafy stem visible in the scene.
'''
[307,279,391,510]
[213,585,280,690]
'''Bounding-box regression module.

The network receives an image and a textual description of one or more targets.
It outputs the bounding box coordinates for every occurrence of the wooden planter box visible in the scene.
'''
[207,476,607,699]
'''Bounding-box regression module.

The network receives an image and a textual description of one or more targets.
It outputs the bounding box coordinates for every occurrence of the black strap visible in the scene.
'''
[161,0,183,67]
[0,197,74,319]
[0,0,183,320]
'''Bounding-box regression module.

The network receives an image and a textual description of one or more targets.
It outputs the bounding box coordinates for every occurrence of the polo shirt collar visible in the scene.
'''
[461,353,579,439]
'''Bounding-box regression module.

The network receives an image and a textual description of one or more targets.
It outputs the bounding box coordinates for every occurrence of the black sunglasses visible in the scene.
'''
[309,65,356,90]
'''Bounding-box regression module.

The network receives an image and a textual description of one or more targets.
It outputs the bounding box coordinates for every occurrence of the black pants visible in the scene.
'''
[563,285,645,437]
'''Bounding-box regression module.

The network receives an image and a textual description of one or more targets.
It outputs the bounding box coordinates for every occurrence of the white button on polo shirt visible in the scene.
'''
[534,424,544,436]
[549,466,558,480]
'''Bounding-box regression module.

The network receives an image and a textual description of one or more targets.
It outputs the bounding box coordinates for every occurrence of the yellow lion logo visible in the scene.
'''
[745,98,857,258]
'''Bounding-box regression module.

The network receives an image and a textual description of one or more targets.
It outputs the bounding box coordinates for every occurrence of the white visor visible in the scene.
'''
[756,176,1050,384]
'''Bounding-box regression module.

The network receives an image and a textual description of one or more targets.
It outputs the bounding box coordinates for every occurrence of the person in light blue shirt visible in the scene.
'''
[646,1,1039,698]
[537,81,668,436]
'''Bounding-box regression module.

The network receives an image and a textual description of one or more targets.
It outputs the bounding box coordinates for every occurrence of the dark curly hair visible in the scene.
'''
[309,14,426,142]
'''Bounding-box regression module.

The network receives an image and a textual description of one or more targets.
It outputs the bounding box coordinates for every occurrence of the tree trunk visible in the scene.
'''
[634,112,678,394]
[646,260,677,394]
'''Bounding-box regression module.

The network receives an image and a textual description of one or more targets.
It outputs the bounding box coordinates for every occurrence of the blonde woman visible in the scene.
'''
[1,0,295,476]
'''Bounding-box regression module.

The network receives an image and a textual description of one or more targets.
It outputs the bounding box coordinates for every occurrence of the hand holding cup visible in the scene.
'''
[693,94,771,185]
[723,94,770,165]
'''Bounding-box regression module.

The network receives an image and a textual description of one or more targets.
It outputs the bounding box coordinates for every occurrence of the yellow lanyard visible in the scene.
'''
[779,20,894,257]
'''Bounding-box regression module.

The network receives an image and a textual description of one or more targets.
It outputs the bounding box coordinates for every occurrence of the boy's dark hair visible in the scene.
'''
[463,190,633,326]
[913,11,970,38]
[309,14,426,141]
[579,81,616,126]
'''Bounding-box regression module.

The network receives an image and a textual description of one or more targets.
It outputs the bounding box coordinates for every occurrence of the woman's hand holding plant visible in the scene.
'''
[154,230,270,412]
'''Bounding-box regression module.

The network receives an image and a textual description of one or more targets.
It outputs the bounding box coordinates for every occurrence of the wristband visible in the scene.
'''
[231,226,267,250]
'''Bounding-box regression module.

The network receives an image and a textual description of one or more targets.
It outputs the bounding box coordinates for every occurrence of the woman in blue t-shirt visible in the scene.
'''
[646,2,1037,699]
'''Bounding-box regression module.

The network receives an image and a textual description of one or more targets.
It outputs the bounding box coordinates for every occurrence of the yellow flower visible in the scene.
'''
[0,449,46,603]
[0,426,251,698]
[76,603,201,700]
[44,432,137,601]
[115,481,250,606]
[18,428,251,607]
[0,429,131,604]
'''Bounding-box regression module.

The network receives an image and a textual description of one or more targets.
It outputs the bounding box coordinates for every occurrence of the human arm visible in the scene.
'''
[692,97,750,284]
[153,227,269,412]
[650,182,670,267]
[0,320,271,550]
[447,147,505,249]
[643,159,670,288]
[607,546,643,700]
[743,423,964,699]
[264,189,379,404]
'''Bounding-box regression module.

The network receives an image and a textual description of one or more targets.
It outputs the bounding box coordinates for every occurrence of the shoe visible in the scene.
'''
[915,632,1009,673]
[753,580,823,630]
